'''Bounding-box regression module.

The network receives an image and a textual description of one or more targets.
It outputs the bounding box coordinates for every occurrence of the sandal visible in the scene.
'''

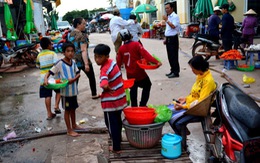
[92,94,101,99]
[54,108,61,114]
[46,114,56,120]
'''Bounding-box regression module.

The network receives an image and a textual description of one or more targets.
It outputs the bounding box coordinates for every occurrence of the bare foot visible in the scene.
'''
[67,131,80,137]
[73,125,85,130]
[109,146,122,154]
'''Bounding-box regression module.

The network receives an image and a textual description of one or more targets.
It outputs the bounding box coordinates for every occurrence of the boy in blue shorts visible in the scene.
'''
[36,37,61,120]
[44,42,81,137]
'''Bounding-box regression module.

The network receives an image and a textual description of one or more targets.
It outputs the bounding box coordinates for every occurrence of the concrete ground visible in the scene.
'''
[0,33,259,163]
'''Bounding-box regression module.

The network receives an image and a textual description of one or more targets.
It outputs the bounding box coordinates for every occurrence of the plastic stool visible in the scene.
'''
[224,60,238,70]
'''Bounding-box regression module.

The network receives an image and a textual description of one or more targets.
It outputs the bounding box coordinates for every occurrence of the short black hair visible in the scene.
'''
[40,37,52,49]
[129,14,136,20]
[165,2,174,8]
[188,56,209,72]
[62,41,75,53]
[220,3,229,10]
[73,17,83,28]
[93,44,110,56]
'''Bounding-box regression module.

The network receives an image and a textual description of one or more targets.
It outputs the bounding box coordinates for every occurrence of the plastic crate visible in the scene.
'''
[123,119,164,148]
[224,60,238,70]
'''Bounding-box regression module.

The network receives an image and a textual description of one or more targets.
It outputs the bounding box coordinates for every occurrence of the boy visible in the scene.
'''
[44,42,81,137]
[94,44,127,153]
[36,37,61,120]
[117,29,162,107]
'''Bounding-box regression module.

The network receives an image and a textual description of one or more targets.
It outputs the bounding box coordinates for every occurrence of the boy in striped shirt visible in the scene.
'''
[94,44,127,153]
[44,42,81,137]
[36,37,61,120]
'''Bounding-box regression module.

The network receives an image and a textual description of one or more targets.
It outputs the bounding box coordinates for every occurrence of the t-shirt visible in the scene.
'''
[184,70,216,109]
[99,59,127,112]
[69,30,90,68]
[49,59,80,97]
[117,41,159,81]
[36,49,58,85]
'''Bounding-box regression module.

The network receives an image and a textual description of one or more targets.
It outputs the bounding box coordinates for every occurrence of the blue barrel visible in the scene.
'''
[161,133,182,159]
[120,8,133,20]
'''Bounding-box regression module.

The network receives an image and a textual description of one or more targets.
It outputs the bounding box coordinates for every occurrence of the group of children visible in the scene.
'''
[37,28,161,152]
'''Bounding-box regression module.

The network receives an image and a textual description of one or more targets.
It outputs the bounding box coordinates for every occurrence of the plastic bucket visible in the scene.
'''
[161,133,182,159]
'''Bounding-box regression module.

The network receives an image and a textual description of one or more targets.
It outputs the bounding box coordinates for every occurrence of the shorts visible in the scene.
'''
[61,96,78,110]
[39,86,60,98]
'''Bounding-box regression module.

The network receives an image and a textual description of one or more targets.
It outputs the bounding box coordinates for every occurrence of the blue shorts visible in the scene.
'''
[39,86,60,98]
[61,96,78,110]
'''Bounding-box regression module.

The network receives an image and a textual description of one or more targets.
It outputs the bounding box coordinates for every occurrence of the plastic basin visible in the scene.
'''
[44,79,68,90]
[137,59,159,70]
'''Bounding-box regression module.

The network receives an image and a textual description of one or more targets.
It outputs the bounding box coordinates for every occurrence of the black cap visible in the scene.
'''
[220,3,229,9]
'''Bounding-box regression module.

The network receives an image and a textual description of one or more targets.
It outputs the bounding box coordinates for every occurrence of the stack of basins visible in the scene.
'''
[123,107,164,148]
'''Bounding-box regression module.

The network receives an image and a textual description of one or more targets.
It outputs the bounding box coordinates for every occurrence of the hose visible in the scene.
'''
[0,127,108,145]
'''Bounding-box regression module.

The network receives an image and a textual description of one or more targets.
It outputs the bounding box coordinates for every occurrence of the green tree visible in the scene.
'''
[108,0,113,7]
[62,8,106,23]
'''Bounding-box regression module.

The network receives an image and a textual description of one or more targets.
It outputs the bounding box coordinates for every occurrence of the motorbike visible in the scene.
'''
[192,29,246,61]
[0,37,39,68]
[202,83,260,163]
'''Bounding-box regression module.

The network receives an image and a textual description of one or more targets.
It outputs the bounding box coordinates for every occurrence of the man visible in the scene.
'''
[220,3,235,51]
[109,8,134,53]
[163,2,180,78]
[69,18,100,99]
[208,6,221,43]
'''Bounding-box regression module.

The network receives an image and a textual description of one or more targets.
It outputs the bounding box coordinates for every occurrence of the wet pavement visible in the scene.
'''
[0,33,259,163]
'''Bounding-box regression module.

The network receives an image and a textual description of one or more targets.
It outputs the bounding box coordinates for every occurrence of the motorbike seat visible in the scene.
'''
[223,85,260,139]
[196,34,220,44]
[13,43,34,51]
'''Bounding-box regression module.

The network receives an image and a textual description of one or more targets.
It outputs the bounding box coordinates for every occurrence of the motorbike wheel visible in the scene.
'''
[192,42,211,61]
[26,50,38,68]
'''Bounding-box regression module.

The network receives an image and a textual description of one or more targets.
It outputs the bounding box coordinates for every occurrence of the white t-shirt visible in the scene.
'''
[164,12,180,37]
[109,16,134,43]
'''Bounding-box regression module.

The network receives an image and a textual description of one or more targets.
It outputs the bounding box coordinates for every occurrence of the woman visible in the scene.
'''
[169,56,216,135]
[241,9,258,47]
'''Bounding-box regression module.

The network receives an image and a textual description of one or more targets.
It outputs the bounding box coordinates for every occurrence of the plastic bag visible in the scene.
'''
[148,104,172,123]
[243,74,255,84]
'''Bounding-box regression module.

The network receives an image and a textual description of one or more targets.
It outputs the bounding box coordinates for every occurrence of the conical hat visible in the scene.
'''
[244,9,257,15]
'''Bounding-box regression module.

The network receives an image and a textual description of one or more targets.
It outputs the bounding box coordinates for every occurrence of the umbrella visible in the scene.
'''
[50,13,58,30]
[100,13,114,20]
[24,0,37,34]
[193,0,213,19]
[4,3,18,41]
[131,4,157,13]
[216,0,228,7]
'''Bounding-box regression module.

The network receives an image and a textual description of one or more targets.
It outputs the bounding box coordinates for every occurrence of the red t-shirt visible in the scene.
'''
[117,41,159,81]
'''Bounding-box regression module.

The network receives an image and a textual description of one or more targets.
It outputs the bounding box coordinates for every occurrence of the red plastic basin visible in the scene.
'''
[124,107,156,125]
[126,113,156,125]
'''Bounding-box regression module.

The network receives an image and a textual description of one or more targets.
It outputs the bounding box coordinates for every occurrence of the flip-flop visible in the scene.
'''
[92,94,101,99]
[54,109,61,114]
[46,114,56,120]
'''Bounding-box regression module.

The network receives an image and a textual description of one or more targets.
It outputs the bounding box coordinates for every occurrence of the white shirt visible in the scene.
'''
[109,16,134,43]
[126,22,143,42]
[164,12,180,37]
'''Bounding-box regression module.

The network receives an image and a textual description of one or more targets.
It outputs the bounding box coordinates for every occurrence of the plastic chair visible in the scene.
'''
[179,83,218,151]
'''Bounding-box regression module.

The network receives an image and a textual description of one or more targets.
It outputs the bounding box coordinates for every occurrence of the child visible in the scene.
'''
[117,29,162,107]
[44,42,81,137]
[94,44,127,153]
[36,37,61,120]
